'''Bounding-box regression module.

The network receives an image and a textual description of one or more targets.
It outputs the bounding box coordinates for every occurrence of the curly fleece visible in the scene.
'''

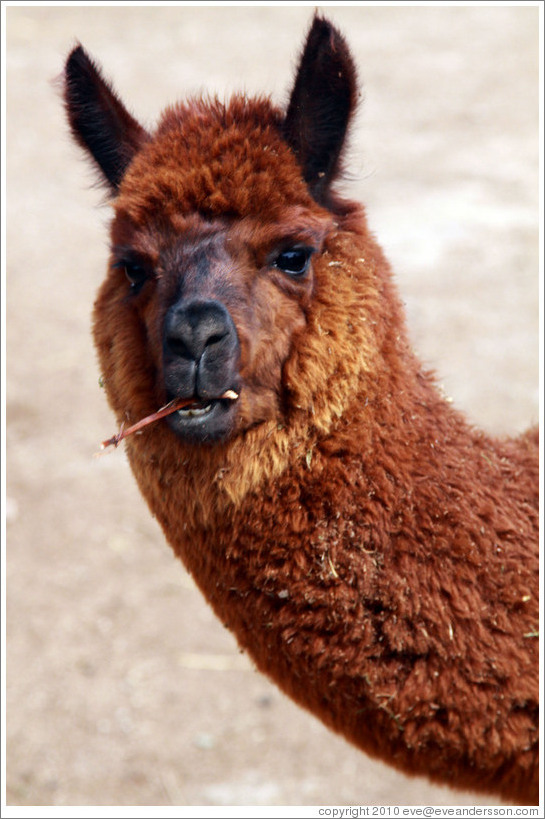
[67,18,539,807]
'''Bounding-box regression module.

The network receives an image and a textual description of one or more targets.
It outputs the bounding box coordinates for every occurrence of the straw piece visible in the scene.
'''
[101,390,239,449]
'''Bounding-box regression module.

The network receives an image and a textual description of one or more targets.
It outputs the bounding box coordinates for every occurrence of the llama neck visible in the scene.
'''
[129,228,538,804]
[190,373,537,802]
[156,368,538,803]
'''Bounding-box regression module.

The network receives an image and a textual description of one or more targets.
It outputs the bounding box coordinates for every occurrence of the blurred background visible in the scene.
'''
[5,3,539,808]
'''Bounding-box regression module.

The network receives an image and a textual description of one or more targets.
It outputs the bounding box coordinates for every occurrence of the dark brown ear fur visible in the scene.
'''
[283,15,359,209]
[63,45,149,190]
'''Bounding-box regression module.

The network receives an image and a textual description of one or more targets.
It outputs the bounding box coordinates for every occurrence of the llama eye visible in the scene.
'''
[120,262,148,293]
[274,247,313,277]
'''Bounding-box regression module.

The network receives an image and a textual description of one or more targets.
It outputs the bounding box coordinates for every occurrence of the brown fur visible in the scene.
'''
[65,17,539,805]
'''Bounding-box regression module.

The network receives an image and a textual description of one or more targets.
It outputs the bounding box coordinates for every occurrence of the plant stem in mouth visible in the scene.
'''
[101,390,239,450]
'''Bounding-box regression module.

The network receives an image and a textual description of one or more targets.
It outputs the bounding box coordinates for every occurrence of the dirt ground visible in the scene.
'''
[5,3,540,810]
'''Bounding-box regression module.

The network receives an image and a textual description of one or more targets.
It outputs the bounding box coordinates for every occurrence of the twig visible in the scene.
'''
[100,390,238,450]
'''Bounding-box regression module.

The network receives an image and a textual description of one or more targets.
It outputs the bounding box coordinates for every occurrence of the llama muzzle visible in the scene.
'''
[162,297,241,442]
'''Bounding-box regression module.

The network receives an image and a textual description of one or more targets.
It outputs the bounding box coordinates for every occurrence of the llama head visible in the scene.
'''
[64,17,382,458]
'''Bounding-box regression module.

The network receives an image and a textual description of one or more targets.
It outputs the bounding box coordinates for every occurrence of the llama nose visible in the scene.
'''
[165,299,235,362]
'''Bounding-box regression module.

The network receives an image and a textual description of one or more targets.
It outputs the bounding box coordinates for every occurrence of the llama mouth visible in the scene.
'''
[176,401,214,419]
[166,391,239,442]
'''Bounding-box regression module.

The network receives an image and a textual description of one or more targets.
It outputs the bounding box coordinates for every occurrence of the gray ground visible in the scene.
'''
[5,4,540,809]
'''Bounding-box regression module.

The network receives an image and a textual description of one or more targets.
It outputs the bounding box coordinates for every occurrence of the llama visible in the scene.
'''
[63,16,539,805]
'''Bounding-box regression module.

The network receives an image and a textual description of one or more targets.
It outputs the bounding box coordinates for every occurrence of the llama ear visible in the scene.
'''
[283,16,359,205]
[63,45,149,191]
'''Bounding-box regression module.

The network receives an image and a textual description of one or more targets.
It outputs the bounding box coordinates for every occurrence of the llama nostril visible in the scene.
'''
[166,335,193,360]
[207,333,227,347]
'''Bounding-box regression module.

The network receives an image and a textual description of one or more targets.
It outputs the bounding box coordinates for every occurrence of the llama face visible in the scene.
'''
[102,103,333,442]
[65,16,359,444]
